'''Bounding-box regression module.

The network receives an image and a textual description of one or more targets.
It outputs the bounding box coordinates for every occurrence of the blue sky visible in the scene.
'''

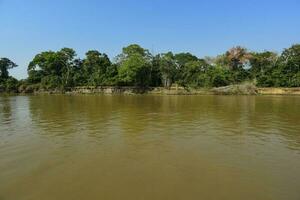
[1,0,300,79]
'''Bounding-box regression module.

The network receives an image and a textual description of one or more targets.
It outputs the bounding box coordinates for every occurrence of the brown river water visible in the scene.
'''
[0,95,300,200]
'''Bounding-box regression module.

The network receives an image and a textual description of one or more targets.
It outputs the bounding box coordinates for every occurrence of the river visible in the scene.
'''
[0,95,300,200]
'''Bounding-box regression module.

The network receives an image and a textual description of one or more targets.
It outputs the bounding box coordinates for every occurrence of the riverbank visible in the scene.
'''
[1,84,299,95]
[257,87,300,95]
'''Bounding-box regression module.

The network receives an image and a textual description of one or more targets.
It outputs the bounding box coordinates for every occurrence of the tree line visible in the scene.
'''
[1,43,300,92]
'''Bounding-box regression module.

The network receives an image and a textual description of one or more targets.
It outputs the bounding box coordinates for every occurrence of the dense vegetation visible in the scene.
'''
[0,58,19,92]
[1,44,300,92]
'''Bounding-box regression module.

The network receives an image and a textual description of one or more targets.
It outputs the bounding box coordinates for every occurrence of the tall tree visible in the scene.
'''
[273,44,300,87]
[118,54,150,86]
[150,55,163,87]
[220,46,252,70]
[216,46,252,83]
[59,48,77,87]
[0,58,17,80]
[174,52,199,83]
[83,50,111,86]
[0,58,18,92]
[174,53,198,67]
[180,59,210,87]
[249,51,278,86]
[159,52,177,88]
[249,51,278,78]
[117,44,152,86]
[28,48,77,88]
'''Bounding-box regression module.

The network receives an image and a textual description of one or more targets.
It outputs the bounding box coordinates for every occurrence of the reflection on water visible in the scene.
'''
[0,95,300,200]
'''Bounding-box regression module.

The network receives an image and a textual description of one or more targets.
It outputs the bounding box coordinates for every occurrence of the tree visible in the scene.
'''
[277,44,300,87]
[174,53,198,67]
[180,60,210,87]
[118,54,150,86]
[174,52,199,83]
[217,46,252,70]
[82,50,112,86]
[70,58,85,86]
[28,48,77,88]
[209,66,232,87]
[5,77,19,91]
[116,44,151,63]
[149,55,163,87]
[249,51,278,78]
[159,52,177,87]
[0,58,18,92]
[59,48,77,87]
[104,64,119,86]
[117,44,152,86]
[0,58,17,80]
[215,47,252,83]
[16,43,300,92]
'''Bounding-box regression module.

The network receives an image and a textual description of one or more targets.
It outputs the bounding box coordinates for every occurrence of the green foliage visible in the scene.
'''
[0,58,17,79]
[0,76,19,92]
[174,53,198,67]
[275,44,300,87]
[249,51,278,78]
[174,53,201,85]
[122,44,150,58]
[118,53,151,86]
[82,50,112,86]
[216,46,252,70]
[28,48,77,88]
[158,52,177,87]
[2,43,300,93]
[179,60,210,87]
[116,44,152,87]
[149,55,162,87]
[209,66,232,87]
[0,58,18,92]
[256,44,300,87]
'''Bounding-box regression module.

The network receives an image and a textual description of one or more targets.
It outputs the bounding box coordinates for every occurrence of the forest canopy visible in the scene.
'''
[1,43,300,92]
